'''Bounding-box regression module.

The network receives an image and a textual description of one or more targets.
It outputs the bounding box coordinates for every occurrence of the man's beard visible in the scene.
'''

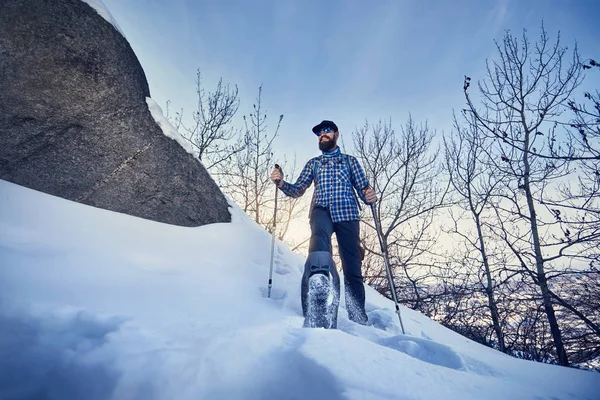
[319,137,337,152]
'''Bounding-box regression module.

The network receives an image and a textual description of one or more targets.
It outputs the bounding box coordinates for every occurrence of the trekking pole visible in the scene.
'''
[267,164,282,298]
[370,202,406,334]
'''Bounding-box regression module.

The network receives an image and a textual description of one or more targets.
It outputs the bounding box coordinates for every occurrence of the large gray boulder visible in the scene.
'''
[0,0,231,227]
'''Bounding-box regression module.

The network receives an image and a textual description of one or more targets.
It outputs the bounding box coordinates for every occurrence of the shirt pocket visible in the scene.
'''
[336,162,352,185]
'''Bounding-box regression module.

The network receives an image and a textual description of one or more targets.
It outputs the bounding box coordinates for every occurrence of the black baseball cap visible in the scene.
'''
[312,120,339,134]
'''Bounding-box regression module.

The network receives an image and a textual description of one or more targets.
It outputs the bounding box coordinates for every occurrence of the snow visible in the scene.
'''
[80,0,125,36]
[0,179,598,400]
[146,97,198,158]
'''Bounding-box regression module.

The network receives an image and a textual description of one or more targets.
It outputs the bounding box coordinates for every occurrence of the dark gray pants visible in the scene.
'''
[301,206,368,326]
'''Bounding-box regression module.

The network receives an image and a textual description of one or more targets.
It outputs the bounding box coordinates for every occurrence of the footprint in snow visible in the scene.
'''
[376,335,467,371]
[366,309,396,331]
[259,286,287,300]
[275,263,291,275]
[194,325,345,400]
[0,306,125,400]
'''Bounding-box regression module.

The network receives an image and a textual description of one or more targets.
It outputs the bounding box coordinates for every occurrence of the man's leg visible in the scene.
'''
[308,207,333,253]
[334,219,368,325]
[301,207,340,327]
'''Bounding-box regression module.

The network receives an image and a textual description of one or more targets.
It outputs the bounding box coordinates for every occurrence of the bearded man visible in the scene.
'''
[270,120,377,328]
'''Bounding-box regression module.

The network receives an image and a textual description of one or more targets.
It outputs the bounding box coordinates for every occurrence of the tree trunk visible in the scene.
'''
[522,130,569,366]
[474,212,506,352]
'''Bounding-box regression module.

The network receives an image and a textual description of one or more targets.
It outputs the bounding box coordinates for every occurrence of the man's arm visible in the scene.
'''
[276,159,314,198]
[349,156,373,204]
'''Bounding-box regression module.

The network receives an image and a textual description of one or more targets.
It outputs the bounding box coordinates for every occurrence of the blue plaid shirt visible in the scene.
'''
[280,147,370,223]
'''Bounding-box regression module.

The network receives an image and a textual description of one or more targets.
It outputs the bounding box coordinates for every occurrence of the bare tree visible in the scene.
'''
[222,86,282,226]
[175,69,244,171]
[463,26,586,366]
[353,117,450,310]
[271,156,310,244]
[558,59,600,266]
[444,113,507,352]
[561,58,600,160]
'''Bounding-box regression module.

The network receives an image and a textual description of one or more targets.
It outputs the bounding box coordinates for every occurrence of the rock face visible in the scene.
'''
[0,0,231,227]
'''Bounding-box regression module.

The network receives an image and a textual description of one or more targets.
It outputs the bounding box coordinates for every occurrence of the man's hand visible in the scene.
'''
[363,186,377,204]
[270,167,284,188]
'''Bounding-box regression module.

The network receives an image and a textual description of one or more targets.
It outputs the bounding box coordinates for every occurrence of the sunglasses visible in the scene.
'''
[315,127,334,137]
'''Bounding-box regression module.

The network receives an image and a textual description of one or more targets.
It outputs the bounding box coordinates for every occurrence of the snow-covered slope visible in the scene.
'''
[0,179,598,400]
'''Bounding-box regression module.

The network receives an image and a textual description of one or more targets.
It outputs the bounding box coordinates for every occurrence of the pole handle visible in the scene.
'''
[274,164,282,186]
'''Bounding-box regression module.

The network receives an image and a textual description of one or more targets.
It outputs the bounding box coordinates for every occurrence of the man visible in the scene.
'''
[270,120,377,328]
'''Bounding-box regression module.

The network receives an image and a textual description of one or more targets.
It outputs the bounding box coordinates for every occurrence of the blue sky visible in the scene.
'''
[101,0,599,166]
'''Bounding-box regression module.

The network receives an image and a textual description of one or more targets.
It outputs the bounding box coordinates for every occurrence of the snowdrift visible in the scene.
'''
[0,179,598,400]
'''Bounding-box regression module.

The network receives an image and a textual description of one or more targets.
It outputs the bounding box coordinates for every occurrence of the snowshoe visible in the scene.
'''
[301,251,340,329]
[306,272,332,328]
